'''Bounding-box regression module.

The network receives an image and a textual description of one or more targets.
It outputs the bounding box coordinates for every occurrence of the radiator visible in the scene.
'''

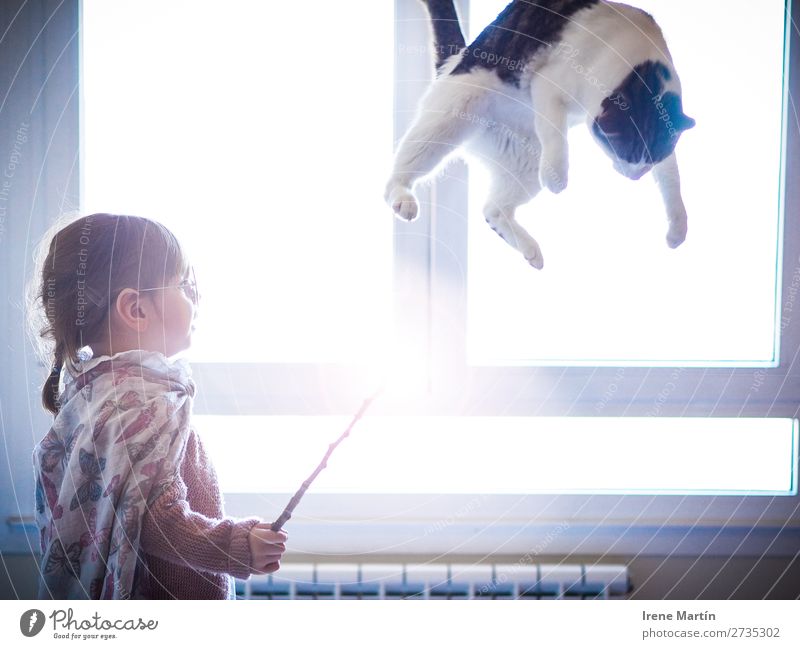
[236,563,629,600]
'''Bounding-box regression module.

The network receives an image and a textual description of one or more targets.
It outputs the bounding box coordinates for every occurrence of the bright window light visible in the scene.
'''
[466,0,786,366]
[81,3,797,500]
[81,0,394,363]
[198,415,798,495]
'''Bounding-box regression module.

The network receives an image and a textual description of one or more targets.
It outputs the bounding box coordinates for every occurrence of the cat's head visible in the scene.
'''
[590,61,695,180]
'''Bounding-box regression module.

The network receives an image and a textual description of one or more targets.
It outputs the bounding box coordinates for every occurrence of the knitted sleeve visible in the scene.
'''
[139,475,263,580]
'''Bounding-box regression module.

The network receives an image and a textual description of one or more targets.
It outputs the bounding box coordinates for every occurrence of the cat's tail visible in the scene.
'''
[419,0,466,73]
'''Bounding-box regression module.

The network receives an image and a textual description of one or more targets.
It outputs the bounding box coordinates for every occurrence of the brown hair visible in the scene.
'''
[28,213,189,415]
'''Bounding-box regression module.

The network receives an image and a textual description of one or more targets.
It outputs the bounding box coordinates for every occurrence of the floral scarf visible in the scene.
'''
[33,349,196,599]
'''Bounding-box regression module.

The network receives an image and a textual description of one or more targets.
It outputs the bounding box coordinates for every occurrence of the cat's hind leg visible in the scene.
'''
[385,81,486,222]
[482,154,545,269]
[530,78,570,194]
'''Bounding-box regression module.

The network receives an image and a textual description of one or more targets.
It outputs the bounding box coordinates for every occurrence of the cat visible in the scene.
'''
[384,0,696,269]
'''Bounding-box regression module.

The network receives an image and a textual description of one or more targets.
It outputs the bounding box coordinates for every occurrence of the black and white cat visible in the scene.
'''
[384,0,696,269]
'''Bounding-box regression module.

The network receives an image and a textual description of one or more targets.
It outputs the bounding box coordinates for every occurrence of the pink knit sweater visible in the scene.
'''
[136,428,263,599]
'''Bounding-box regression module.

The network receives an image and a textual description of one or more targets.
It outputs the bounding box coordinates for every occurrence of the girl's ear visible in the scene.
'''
[115,288,149,333]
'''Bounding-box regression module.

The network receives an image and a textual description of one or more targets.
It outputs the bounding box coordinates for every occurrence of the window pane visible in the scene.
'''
[82,0,394,362]
[198,415,797,495]
[466,0,786,366]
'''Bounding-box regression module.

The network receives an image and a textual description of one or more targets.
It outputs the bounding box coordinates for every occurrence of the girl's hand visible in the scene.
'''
[248,523,288,575]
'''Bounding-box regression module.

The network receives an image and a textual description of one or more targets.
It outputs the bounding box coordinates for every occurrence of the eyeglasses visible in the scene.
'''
[138,268,200,305]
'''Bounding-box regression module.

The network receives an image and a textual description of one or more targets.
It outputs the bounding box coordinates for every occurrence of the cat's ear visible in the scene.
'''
[593,98,627,138]
[662,93,696,132]
[675,113,696,132]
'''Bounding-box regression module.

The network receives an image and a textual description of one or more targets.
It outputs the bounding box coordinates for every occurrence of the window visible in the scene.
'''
[80,0,800,556]
[466,0,787,366]
[200,415,797,495]
[81,0,394,364]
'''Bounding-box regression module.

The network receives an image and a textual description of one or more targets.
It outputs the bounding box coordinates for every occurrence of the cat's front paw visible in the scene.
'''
[385,185,419,222]
[666,218,687,249]
[522,241,544,270]
[539,156,568,194]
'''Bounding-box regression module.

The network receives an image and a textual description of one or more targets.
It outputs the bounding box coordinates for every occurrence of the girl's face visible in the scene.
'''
[141,267,198,357]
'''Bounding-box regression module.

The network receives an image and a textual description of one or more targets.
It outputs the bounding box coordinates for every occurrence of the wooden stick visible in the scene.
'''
[270,387,384,532]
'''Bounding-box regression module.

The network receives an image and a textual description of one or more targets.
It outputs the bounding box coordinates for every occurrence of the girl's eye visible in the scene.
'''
[180,282,198,304]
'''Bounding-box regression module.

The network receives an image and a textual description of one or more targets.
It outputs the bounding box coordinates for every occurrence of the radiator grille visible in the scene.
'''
[236,563,629,600]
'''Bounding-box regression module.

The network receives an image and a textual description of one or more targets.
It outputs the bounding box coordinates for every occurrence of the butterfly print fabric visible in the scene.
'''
[32,349,196,599]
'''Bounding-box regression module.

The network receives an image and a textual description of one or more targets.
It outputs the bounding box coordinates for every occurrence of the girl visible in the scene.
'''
[30,213,287,599]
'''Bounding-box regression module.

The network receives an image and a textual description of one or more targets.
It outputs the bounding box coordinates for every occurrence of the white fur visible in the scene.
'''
[384,1,690,269]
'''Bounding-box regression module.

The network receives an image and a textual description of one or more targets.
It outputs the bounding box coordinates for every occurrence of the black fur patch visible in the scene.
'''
[451,0,599,86]
[592,61,695,164]
[420,0,467,71]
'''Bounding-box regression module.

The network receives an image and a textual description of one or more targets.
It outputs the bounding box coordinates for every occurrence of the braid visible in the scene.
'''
[42,344,64,415]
